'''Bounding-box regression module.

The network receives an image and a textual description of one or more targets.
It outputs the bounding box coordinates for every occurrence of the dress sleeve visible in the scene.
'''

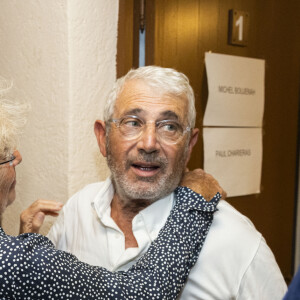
[0,188,220,299]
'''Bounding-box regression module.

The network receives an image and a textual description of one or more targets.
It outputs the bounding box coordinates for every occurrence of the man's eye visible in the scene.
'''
[161,123,179,132]
[123,119,141,128]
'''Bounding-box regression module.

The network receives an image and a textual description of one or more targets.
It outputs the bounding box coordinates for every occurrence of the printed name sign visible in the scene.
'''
[203,127,262,197]
[203,52,265,127]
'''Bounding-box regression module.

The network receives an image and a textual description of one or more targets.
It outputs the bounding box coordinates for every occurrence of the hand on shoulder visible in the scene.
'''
[180,168,226,201]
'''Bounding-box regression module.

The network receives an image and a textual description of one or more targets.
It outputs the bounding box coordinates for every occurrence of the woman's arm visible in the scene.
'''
[0,187,220,299]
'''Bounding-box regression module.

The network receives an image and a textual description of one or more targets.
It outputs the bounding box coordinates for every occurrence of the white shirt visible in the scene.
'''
[48,178,287,299]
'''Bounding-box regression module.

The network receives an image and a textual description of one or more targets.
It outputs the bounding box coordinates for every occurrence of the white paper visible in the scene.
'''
[203,52,265,127]
[203,127,262,197]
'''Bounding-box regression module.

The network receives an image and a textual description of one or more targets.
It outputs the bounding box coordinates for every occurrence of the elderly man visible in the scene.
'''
[0,89,224,298]
[23,66,287,299]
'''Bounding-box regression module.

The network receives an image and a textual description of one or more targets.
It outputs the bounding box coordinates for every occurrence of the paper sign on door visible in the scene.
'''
[203,127,262,197]
[203,52,265,127]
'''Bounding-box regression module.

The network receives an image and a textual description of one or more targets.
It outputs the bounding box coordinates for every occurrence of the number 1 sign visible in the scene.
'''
[229,10,249,47]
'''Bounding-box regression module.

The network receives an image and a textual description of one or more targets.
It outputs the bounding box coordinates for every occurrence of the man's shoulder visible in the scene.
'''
[216,200,260,231]
[65,179,111,208]
[76,181,108,196]
[200,199,263,265]
[211,199,262,247]
[181,201,285,299]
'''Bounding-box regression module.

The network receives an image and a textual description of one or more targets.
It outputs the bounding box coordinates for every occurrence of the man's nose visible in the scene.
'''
[136,124,160,153]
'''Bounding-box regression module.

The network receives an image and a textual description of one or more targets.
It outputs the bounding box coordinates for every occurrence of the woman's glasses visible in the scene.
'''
[0,155,15,166]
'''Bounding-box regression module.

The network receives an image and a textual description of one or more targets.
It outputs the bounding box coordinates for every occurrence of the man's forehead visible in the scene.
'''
[117,79,164,101]
[114,79,188,118]
[121,107,180,120]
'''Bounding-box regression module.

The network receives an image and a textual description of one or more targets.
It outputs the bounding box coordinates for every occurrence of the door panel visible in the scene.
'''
[118,0,300,281]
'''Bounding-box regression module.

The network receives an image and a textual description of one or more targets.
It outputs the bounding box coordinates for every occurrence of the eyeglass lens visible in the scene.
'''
[116,116,186,144]
[0,155,15,166]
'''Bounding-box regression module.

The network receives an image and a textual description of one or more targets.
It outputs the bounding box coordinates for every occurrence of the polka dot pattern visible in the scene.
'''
[0,187,220,299]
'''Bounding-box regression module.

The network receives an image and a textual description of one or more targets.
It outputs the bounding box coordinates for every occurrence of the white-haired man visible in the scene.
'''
[0,86,223,298]
[22,66,287,299]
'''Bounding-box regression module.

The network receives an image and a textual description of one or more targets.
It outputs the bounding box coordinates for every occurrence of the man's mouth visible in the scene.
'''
[132,162,160,171]
[131,162,161,177]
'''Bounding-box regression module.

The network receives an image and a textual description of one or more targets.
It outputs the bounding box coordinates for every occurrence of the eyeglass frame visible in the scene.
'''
[109,115,191,144]
[0,155,15,166]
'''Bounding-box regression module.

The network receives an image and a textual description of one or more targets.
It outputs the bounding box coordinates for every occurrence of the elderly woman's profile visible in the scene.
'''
[0,79,220,299]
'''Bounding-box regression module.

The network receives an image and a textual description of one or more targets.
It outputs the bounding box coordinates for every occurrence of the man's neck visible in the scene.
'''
[110,193,153,249]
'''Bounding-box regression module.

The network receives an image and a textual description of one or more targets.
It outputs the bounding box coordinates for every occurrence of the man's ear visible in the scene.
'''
[94,120,107,157]
[185,128,199,165]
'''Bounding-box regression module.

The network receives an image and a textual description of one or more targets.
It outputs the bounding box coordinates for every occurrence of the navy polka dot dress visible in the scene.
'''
[0,187,220,299]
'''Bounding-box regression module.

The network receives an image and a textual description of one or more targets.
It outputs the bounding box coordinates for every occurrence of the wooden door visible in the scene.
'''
[118,0,300,282]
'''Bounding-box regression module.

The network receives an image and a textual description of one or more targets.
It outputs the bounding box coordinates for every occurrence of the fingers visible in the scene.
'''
[19,199,63,234]
[32,212,46,232]
[202,172,227,199]
[180,168,205,185]
[221,189,227,200]
[180,168,226,201]
[22,199,63,216]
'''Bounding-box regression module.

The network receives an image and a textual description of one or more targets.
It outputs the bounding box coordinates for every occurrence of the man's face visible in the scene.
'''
[95,79,198,202]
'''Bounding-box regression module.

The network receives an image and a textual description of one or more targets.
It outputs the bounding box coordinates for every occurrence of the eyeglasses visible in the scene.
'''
[0,155,15,166]
[110,115,191,144]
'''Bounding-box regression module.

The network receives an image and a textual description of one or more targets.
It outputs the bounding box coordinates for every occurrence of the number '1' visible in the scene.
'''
[236,15,243,41]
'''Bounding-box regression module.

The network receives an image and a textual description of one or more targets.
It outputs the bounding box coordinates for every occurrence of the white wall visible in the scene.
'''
[67,0,116,195]
[0,0,118,235]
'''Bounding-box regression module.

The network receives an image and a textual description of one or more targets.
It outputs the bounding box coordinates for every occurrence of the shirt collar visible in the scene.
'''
[91,177,115,219]
[92,177,174,241]
[134,192,174,241]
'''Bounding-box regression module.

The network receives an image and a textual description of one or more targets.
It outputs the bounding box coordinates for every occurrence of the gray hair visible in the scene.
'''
[0,78,28,160]
[103,66,196,128]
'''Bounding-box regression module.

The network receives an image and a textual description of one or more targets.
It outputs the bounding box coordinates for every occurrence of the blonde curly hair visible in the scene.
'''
[0,78,29,160]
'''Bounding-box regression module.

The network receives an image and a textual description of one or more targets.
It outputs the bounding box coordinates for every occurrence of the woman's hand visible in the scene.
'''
[180,168,227,201]
[19,199,63,234]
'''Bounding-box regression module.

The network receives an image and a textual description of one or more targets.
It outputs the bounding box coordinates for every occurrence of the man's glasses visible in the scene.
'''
[110,115,191,144]
[0,155,15,166]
